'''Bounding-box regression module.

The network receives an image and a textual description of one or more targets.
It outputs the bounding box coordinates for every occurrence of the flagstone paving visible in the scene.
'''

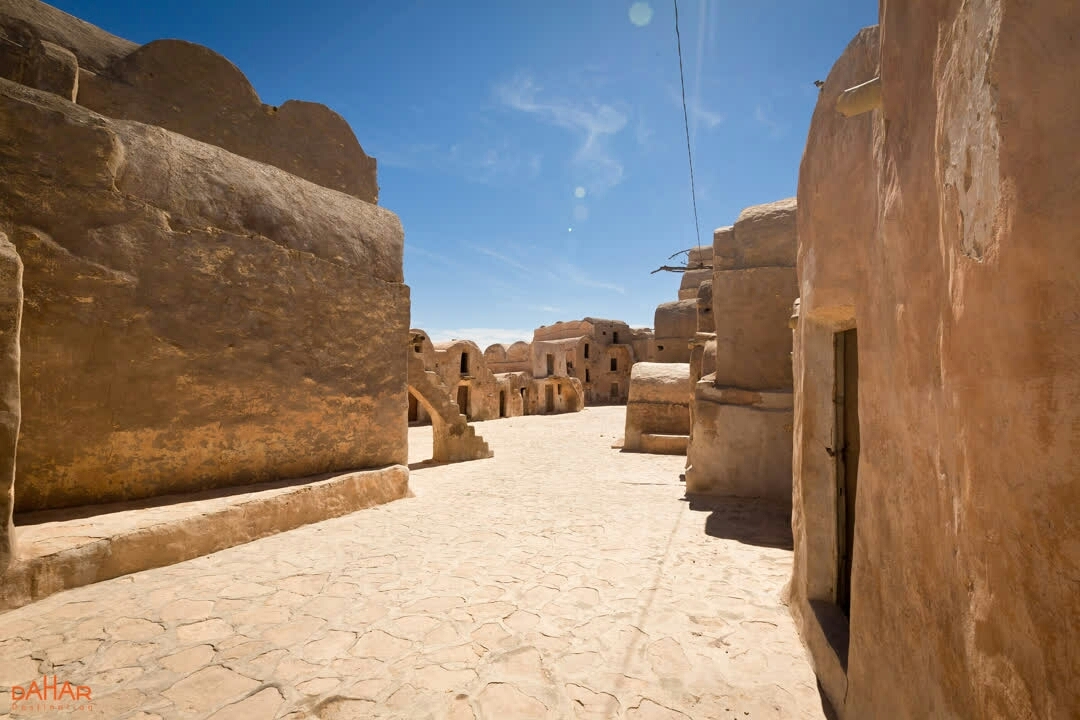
[0,407,827,720]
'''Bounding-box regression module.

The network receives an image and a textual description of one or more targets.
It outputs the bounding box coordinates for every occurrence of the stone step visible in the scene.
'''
[1,465,408,612]
[639,433,690,456]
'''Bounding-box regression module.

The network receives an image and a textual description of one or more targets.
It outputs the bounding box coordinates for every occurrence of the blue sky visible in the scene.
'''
[53,0,877,347]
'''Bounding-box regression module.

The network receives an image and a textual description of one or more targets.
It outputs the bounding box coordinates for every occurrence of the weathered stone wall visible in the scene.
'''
[696,280,714,334]
[532,376,584,415]
[0,0,136,74]
[0,232,21,569]
[653,300,696,363]
[407,353,491,463]
[484,341,532,375]
[686,200,797,501]
[790,6,1080,718]
[0,0,379,203]
[623,363,690,454]
[678,269,712,301]
[788,30,879,711]
[630,327,655,364]
[431,340,499,422]
[494,372,529,418]
[687,244,713,268]
[0,79,408,512]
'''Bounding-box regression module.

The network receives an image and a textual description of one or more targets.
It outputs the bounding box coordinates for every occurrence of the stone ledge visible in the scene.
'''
[638,433,689,456]
[0,464,409,612]
[696,380,795,410]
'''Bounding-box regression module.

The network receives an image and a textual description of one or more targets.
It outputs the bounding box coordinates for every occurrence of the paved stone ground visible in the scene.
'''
[0,407,827,720]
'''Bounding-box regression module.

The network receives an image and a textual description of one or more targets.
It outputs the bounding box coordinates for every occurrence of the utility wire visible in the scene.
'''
[672,0,702,251]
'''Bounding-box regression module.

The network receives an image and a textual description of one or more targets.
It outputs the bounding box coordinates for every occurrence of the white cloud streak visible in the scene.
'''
[496,73,628,192]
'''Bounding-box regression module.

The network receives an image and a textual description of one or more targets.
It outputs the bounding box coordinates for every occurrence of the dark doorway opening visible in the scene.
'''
[499,390,506,418]
[460,352,468,374]
[585,369,590,382]
[610,357,617,371]
[834,328,860,618]
[613,331,619,344]
[584,343,590,359]
[544,385,555,413]
[610,382,619,399]
[408,391,418,422]
[546,354,555,376]
[457,384,470,419]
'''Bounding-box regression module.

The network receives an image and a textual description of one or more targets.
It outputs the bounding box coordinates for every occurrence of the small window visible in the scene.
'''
[610,357,617,372]
[613,331,619,344]
[557,384,562,394]
[585,369,590,382]
[584,344,590,359]
[460,352,468,374]
[658,345,665,351]
[413,344,421,353]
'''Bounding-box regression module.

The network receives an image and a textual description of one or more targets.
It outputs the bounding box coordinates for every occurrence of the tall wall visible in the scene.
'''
[790,6,1080,718]
[0,0,379,203]
[1,80,408,512]
[685,200,797,502]
[431,340,499,421]
[653,300,696,363]
[0,5,408,513]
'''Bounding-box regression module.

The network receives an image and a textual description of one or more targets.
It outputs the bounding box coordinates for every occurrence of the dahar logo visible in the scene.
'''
[11,675,92,701]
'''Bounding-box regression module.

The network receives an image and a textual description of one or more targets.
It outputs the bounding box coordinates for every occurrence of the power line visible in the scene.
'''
[672,0,702,251]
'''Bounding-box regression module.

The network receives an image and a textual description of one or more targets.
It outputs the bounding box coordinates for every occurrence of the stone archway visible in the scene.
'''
[407,353,492,463]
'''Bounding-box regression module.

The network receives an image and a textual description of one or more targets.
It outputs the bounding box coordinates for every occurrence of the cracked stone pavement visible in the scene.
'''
[0,406,827,719]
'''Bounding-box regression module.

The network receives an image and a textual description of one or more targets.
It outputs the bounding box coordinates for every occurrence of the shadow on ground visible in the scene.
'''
[682,493,794,550]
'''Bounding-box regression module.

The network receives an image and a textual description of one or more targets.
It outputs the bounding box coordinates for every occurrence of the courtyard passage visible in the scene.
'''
[0,407,827,720]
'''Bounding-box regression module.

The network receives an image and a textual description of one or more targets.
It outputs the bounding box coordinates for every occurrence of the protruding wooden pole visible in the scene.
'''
[836,77,882,117]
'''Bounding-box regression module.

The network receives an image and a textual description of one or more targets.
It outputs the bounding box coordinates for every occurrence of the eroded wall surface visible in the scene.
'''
[685,200,797,501]
[0,0,379,203]
[791,7,1080,718]
[0,79,408,511]
[624,362,691,454]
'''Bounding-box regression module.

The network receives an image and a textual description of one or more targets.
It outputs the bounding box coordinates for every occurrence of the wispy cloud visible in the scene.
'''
[549,261,626,294]
[669,86,725,137]
[374,139,541,185]
[496,73,628,192]
[528,304,562,313]
[406,244,518,293]
[426,328,534,348]
[467,243,532,275]
[754,104,786,139]
[635,119,655,149]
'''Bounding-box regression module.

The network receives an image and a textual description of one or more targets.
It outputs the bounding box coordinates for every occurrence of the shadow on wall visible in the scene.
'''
[682,494,793,550]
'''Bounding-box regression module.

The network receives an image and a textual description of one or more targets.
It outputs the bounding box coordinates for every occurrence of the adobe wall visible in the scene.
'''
[0,79,409,512]
[685,199,797,501]
[678,269,712,301]
[431,340,499,422]
[0,232,20,569]
[484,342,532,374]
[790,7,1080,718]
[623,363,691,454]
[494,372,529,418]
[0,1,379,203]
[653,300,696,363]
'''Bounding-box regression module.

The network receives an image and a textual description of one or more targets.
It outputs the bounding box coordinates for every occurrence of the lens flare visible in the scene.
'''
[629,2,653,27]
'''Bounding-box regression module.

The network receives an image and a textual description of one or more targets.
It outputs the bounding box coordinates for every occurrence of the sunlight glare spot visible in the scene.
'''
[629,2,653,27]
